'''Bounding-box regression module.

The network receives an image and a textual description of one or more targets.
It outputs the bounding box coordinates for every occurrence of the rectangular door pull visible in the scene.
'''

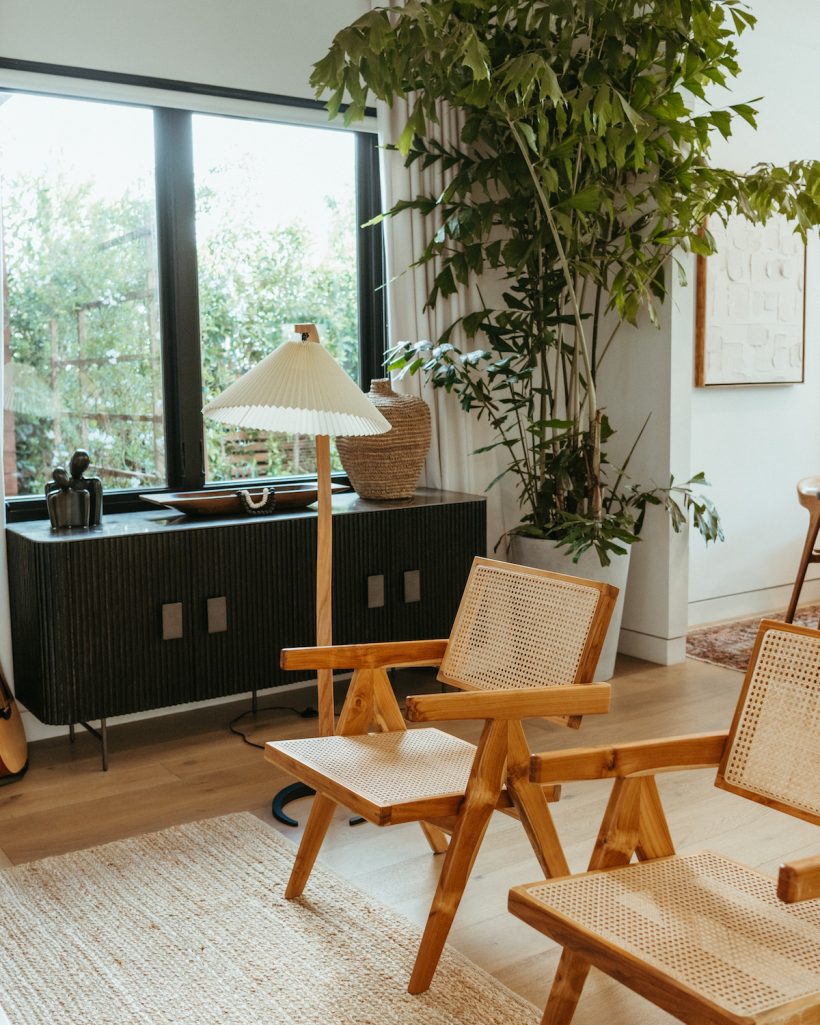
[404,569,421,603]
[161,602,183,640]
[367,574,385,609]
[207,596,228,634]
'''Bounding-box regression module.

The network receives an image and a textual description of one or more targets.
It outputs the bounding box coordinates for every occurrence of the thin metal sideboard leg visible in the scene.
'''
[77,719,109,771]
[69,722,75,743]
[100,718,108,772]
[251,688,258,715]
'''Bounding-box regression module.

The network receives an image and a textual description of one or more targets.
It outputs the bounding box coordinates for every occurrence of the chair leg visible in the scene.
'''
[541,949,591,1025]
[786,509,820,623]
[508,777,569,877]
[507,721,570,878]
[407,802,497,994]
[407,719,507,995]
[419,821,450,854]
[284,793,337,899]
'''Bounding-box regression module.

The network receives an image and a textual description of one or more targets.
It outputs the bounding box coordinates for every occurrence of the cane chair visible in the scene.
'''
[509,620,820,1025]
[785,476,820,626]
[265,556,617,993]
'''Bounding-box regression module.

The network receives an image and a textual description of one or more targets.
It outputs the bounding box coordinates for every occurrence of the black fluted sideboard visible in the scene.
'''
[6,489,486,727]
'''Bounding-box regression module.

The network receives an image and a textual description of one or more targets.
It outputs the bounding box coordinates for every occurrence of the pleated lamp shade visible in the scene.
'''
[202,337,391,437]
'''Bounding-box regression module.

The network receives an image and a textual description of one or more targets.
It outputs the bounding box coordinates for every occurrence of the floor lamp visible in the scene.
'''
[203,324,390,823]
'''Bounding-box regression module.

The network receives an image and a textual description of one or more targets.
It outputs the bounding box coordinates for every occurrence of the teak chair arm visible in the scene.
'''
[778,854,820,903]
[281,639,448,671]
[405,684,611,723]
[528,731,729,783]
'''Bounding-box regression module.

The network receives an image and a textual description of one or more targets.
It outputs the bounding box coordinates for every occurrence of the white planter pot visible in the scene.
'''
[507,535,632,681]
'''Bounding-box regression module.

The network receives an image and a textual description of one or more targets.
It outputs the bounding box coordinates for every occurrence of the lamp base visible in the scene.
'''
[271,783,366,828]
[271,782,314,826]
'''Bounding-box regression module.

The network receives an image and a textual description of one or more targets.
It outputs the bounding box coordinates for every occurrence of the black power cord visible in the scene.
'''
[227,704,319,751]
[228,701,369,826]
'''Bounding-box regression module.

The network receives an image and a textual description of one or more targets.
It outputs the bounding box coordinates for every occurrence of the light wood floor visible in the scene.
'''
[2,655,818,1024]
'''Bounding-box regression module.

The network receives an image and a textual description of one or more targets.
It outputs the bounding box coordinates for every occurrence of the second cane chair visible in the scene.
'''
[785,476,820,626]
[266,556,617,993]
[510,620,820,1025]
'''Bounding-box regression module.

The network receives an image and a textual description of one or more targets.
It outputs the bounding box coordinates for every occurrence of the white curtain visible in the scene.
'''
[376,93,519,553]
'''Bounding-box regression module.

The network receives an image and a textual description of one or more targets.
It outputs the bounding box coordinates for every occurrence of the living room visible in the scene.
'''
[0,2,818,1024]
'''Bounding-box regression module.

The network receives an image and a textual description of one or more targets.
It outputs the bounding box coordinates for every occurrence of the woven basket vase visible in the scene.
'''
[336,379,431,499]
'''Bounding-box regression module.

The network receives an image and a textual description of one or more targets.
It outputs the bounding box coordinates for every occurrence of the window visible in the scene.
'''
[192,115,358,482]
[0,84,384,516]
[0,93,163,497]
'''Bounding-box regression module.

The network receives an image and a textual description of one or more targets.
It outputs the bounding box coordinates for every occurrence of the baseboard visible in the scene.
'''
[18,676,346,745]
[617,629,687,666]
[688,576,820,628]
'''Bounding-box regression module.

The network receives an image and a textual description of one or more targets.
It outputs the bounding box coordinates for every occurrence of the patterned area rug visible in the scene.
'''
[0,813,538,1025]
[687,604,820,672]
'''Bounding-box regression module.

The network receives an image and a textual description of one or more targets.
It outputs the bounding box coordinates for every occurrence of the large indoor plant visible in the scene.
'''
[311,0,820,673]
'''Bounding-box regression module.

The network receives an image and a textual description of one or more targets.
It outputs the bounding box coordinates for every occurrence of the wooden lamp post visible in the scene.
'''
[203,324,390,813]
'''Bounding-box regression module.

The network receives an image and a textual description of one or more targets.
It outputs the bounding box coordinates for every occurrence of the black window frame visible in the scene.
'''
[0,60,386,521]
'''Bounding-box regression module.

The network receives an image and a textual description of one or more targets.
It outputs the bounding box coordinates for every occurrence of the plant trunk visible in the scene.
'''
[590,408,603,520]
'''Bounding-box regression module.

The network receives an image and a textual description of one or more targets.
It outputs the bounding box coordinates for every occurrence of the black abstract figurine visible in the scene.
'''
[45,450,103,529]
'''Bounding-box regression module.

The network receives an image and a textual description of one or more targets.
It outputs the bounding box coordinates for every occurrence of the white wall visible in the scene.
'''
[0,0,368,100]
[688,0,820,625]
[586,0,820,658]
[597,272,694,664]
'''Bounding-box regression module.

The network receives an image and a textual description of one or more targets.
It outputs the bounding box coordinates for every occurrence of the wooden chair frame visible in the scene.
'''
[785,476,820,626]
[266,557,618,994]
[509,620,820,1025]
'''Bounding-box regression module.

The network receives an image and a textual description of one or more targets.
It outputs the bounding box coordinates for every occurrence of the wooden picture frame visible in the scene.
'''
[695,213,807,387]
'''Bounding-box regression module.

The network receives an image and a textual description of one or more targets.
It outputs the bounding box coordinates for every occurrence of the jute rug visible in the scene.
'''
[0,812,537,1025]
[686,603,820,672]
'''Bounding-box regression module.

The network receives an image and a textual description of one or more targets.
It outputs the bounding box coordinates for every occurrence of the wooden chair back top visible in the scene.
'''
[437,557,618,696]
[716,619,820,826]
[797,476,820,510]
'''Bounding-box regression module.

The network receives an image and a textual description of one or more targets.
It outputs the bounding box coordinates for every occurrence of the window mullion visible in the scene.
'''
[154,108,204,491]
[355,132,387,389]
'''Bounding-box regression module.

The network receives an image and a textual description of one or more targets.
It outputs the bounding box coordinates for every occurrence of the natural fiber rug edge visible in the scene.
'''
[0,811,539,1025]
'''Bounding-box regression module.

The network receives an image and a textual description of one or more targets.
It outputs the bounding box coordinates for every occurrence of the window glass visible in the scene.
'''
[0,93,163,496]
[193,115,358,482]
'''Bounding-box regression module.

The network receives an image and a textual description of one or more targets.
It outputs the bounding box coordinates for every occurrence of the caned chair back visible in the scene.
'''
[717,620,820,825]
[438,557,617,695]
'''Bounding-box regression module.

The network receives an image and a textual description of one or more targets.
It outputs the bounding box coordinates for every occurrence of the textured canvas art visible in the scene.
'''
[695,213,806,386]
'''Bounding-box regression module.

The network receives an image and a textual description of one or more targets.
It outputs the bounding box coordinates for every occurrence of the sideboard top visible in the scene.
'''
[6,488,485,544]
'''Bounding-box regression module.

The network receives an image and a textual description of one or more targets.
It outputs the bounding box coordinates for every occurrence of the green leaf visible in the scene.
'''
[517,122,538,154]
[729,101,759,128]
[461,31,490,81]
[614,90,644,129]
[710,109,732,140]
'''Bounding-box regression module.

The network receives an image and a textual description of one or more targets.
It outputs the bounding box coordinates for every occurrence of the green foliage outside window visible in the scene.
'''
[3,175,358,494]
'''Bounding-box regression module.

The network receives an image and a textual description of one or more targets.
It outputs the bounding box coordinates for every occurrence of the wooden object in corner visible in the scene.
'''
[0,667,28,784]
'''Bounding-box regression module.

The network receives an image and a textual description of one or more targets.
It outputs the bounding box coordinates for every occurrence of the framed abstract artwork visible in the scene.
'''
[695,213,807,386]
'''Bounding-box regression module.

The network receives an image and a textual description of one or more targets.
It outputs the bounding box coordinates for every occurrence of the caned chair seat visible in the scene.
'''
[512,850,820,1024]
[268,730,479,824]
